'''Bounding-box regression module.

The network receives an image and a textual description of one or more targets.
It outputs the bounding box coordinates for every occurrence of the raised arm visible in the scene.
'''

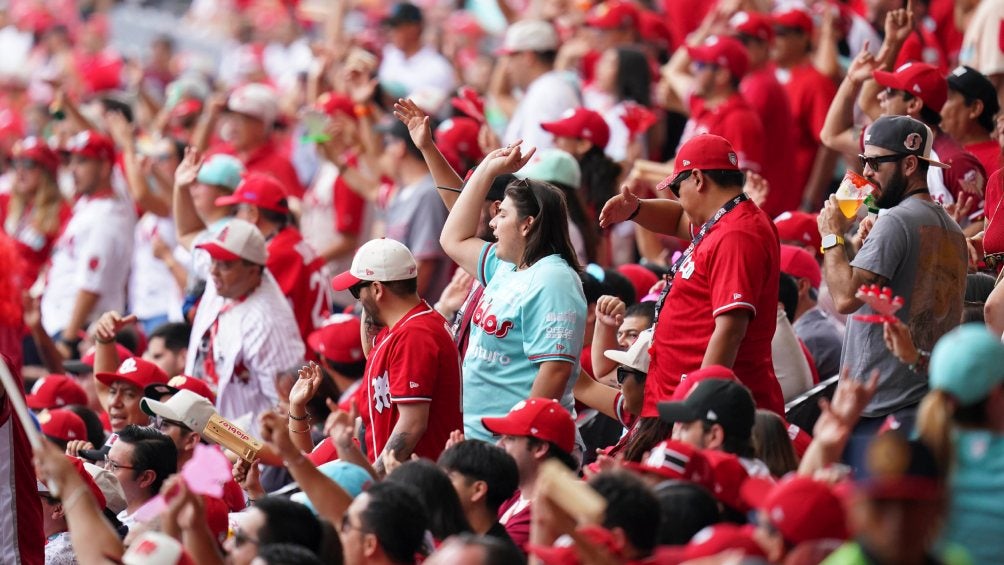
[819,43,877,167]
[172,147,207,249]
[393,98,465,207]
[599,184,689,238]
[858,4,914,120]
[107,112,171,217]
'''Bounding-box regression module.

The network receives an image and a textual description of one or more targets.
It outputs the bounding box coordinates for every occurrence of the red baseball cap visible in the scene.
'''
[482,398,576,454]
[540,108,611,150]
[144,375,217,405]
[38,408,87,442]
[316,91,356,119]
[435,117,484,172]
[623,439,714,487]
[703,450,751,512]
[772,7,814,35]
[873,61,948,113]
[731,10,774,42]
[170,98,204,121]
[585,0,640,30]
[616,264,658,304]
[682,524,767,562]
[26,374,88,409]
[95,357,169,391]
[307,314,364,364]
[638,10,672,46]
[787,421,813,457]
[14,137,60,177]
[780,244,821,290]
[686,35,749,79]
[38,456,106,510]
[215,173,290,213]
[774,211,822,253]
[67,130,116,162]
[741,476,849,544]
[672,364,738,401]
[661,134,740,191]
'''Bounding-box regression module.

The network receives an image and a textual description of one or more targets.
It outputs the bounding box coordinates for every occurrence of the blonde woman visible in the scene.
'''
[0,138,70,286]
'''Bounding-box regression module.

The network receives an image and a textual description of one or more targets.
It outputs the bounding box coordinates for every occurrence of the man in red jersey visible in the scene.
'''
[599,134,784,417]
[662,34,765,177]
[332,238,462,476]
[217,173,329,341]
[771,7,839,212]
[730,11,797,216]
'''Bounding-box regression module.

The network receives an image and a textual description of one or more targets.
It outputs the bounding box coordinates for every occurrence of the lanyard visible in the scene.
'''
[652,193,749,330]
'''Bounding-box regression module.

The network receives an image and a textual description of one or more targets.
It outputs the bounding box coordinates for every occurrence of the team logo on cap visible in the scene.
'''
[728,152,738,165]
[218,226,229,242]
[904,133,922,151]
[168,376,188,387]
[682,159,691,166]
[118,358,138,374]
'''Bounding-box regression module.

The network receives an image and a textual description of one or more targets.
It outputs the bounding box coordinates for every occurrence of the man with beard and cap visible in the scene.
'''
[817,115,966,468]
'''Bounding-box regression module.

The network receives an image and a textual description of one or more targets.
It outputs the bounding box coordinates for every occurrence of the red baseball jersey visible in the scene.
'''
[209,141,304,199]
[0,194,72,286]
[645,200,785,417]
[934,131,989,208]
[776,63,837,200]
[686,93,765,174]
[740,66,798,216]
[267,227,329,342]
[360,302,462,463]
[983,170,1004,256]
[965,140,1001,180]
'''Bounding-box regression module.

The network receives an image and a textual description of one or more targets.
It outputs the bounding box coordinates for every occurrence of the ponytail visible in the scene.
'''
[916,390,956,474]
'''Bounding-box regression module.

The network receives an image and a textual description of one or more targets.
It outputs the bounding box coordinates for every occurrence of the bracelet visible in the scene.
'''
[353,103,372,118]
[60,485,88,512]
[94,335,114,344]
[908,350,931,374]
[287,412,309,421]
[437,186,463,194]
[290,426,311,434]
[626,200,642,221]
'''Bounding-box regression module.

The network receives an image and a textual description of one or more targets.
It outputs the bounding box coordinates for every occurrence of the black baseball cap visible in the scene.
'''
[657,378,755,441]
[947,66,1000,123]
[863,115,949,169]
[384,3,423,26]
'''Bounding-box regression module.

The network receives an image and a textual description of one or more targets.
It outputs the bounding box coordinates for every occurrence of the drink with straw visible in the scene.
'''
[835,170,875,219]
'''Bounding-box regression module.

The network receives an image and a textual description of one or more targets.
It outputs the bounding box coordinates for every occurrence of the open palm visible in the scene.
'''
[393,98,433,151]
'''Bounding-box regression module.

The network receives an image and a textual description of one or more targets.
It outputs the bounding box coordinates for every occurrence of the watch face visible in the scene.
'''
[822,235,836,248]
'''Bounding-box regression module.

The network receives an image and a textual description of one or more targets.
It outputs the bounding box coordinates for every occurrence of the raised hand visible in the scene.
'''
[478,141,536,178]
[393,98,434,152]
[443,429,466,451]
[594,296,626,328]
[598,184,641,228]
[743,171,770,208]
[289,362,323,412]
[174,146,204,189]
[812,368,879,448]
[437,270,475,316]
[104,111,135,151]
[883,318,919,365]
[846,41,877,85]
[883,0,914,46]
[92,311,138,344]
[259,411,298,460]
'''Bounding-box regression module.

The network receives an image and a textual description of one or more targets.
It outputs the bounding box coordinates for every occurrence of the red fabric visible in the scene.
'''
[73,49,123,94]
[333,176,366,235]
[662,0,717,51]
[220,477,247,512]
[798,339,820,385]
[740,66,798,216]
[359,302,462,463]
[580,344,594,378]
[0,194,72,286]
[498,492,532,553]
[266,227,328,342]
[965,140,1001,179]
[210,141,304,198]
[934,130,988,205]
[929,0,963,67]
[687,93,765,173]
[983,170,1004,255]
[645,200,784,417]
[896,27,947,73]
[307,437,338,466]
[778,63,837,200]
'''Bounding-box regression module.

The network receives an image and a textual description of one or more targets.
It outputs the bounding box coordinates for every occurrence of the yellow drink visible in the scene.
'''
[837,197,864,219]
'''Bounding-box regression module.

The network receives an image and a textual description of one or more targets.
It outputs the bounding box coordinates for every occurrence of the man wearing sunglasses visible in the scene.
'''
[332,238,461,475]
[817,115,967,467]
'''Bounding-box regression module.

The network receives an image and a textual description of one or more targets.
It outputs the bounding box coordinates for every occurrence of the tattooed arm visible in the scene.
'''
[374,402,430,477]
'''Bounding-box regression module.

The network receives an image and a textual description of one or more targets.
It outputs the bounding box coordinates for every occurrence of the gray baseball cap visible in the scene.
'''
[863,115,949,169]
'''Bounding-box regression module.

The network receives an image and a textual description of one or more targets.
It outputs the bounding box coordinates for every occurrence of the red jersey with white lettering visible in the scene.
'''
[209,140,304,198]
[740,66,797,216]
[645,200,785,417]
[684,93,765,174]
[776,62,837,200]
[964,140,1000,180]
[360,302,462,463]
[267,226,329,342]
[934,130,989,210]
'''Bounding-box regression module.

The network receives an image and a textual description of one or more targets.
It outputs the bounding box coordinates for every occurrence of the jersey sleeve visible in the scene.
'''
[944,150,988,204]
[333,176,366,235]
[267,245,303,296]
[522,269,586,365]
[75,226,130,294]
[707,232,770,317]
[476,242,504,286]
[386,329,441,403]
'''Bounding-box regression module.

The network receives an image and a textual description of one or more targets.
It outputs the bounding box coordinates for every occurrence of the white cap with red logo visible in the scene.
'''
[226,83,279,125]
[195,219,268,265]
[331,238,418,291]
[122,531,195,565]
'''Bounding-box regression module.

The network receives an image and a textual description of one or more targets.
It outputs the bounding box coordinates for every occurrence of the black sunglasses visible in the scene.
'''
[616,366,645,385]
[349,281,374,300]
[11,159,40,170]
[858,153,908,171]
[669,170,693,198]
[883,87,914,101]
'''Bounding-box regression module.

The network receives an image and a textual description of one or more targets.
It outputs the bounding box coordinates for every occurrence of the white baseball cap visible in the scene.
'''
[497,20,559,55]
[195,219,268,265]
[331,238,418,291]
[226,83,279,125]
[140,389,216,433]
[123,531,194,565]
[603,328,653,373]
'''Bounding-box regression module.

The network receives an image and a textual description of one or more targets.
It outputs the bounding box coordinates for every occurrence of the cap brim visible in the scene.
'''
[539,120,575,138]
[657,400,700,424]
[871,70,902,90]
[94,372,143,390]
[78,446,110,462]
[144,383,179,400]
[685,45,713,64]
[331,270,362,292]
[739,476,774,509]
[658,169,690,192]
[140,396,183,420]
[63,360,93,375]
[480,414,521,437]
[195,242,242,262]
[213,194,244,207]
[920,156,950,169]
[25,395,45,410]
[622,461,678,481]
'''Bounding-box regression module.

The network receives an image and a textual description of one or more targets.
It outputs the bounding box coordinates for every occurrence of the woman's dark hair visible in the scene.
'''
[752,409,799,477]
[386,460,472,540]
[778,273,799,324]
[255,497,322,554]
[505,179,581,272]
[614,47,651,106]
[64,404,106,447]
[579,146,621,220]
[589,471,661,554]
[653,481,720,545]
[550,181,600,264]
[621,418,673,462]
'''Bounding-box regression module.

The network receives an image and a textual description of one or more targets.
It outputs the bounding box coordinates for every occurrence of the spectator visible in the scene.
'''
[959,0,1004,103]
[304,314,365,411]
[186,219,304,426]
[40,131,136,355]
[742,475,848,562]
[781,244,843,380]
[942,65,1001,176]
[225,496,322,565]
[437,439,520,545]
[378,3,457,101]
[340,481,428,565]
[25,374,87,411]
[142,322,190,377]
[582,46,651,161]
[587,471,661,562]
[652,480,720,545]
[331,238,462,472]
[386,460,472,542]
[91,342,169,433]
[576,326,652,434]
[497,20,581,150]
[600,134,784,417]
[38,408,87,450]
[751,409,799,478]
[440,144,586,442]
[105,424,177,530]
[425,533,526,565]
[818,116,966,466]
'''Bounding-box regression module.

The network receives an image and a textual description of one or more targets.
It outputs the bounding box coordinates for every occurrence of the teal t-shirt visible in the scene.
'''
[938,429,1004,565]
[462,243,586,441]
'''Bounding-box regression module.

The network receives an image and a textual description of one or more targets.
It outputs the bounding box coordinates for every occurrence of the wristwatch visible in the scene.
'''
[820,234,845,254]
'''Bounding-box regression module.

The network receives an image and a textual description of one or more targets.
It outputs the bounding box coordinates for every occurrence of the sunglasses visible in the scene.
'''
[11,159,40,170]
[616,366,645,385]
[882,87,914,100]
[669,170,693,198]
[349,281,374,300]
[511,178,544,217]
[858,153,908,171]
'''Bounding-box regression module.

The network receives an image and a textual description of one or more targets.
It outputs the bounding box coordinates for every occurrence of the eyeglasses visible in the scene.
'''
[349,281,374,300]
[102,458,135,472]
[616,366,645,385]
[155,416,191,433]
[669,170,693,198]
[882,87,914,101]
[232,528,260,547]
[341,515,366,535]
[858,153,908,171]
[11,159,39,170]
[691,61,717,72]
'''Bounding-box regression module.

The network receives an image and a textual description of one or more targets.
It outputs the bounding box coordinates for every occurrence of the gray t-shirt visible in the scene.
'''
[383,174,451,303]
[794,306,844,380]
[845,197,966,417]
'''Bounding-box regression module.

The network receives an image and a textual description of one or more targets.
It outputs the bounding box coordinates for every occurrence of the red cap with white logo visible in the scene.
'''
[26,374,88,409]
[95,357,169,390]
[307,314,365,364]
[38,408,87,442]
[661,134,741,191]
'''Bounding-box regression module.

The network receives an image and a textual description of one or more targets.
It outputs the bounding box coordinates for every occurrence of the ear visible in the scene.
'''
[968,99,985,121]
[902,154,920,177]
[693,169,707,192]
[520,215,534,236]
[906,97,925,117]
[470,479,489,505]
[490,201,501,216]
[363,532,380,558]
[796,277,812,297]
[53,503,66,520]
[136,469,157,491]
[530,440,552,461]
[705,423,726,450]
[184,431,201,452]
[608,527,630,554]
